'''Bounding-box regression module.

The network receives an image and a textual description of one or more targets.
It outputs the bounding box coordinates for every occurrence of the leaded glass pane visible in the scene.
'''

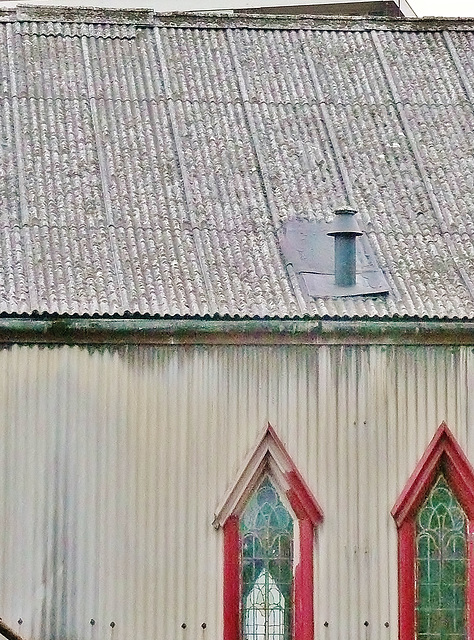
[240,477,293,640]
[416,474,467,640]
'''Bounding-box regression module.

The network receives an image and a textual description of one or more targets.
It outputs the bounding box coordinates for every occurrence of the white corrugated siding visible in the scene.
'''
[0,343,472,640]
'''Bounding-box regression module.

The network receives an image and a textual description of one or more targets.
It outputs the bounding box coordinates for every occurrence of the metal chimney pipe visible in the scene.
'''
[327,208,362,288]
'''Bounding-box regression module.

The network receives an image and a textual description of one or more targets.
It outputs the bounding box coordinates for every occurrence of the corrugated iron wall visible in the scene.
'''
[0,343,472,640]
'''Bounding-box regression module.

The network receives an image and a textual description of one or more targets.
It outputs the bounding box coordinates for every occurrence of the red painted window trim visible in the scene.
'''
[391,422,474,640]
[218,425,323,640]
[223,516,240,640]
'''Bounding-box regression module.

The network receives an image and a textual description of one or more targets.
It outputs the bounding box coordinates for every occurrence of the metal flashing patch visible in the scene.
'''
[279,220,389,298]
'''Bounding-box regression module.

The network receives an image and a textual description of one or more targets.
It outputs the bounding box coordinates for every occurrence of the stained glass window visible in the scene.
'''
[240,477,293,640]
[416,474,467,640]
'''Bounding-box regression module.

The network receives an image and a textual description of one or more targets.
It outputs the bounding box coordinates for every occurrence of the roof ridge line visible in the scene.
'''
[153,14,474,32]
[0,8,472,31]
[15,5,154,25]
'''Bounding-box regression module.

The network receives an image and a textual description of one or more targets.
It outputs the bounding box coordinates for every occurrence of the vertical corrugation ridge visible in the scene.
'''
[286,264,308,312]
[225,29,306,315]
[443,31,474,104]
[167,33,284,315]
[225,29,279,231]
[0,345,472,639]
[299,30,387,302]
[83,31,209,316]
[371,30,474,303]
[300,30,356,210]
[80,36,126,312]
[5,24,27,224]
[153,27,214,315]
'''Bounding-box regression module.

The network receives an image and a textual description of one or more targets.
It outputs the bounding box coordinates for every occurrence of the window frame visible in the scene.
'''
[391,422,474,640]
[214,424,323,640]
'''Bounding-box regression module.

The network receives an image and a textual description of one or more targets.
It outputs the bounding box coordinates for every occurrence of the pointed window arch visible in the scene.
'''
[214,424,323,640]
[391,422,474,640]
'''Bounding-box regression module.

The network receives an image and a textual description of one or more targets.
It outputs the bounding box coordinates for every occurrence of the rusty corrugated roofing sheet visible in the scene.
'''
[0,9,473,319]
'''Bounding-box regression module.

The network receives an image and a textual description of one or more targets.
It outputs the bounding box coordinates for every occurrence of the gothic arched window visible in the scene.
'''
[214,425,323,640]
[392,422,474,640]
[416,474,467,638]
[241,477,293,640]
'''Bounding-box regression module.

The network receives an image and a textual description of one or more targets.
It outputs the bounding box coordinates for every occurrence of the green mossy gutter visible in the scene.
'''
[0,318,472,345]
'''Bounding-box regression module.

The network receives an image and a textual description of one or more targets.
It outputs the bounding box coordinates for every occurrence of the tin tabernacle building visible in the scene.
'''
[0,8,472,640]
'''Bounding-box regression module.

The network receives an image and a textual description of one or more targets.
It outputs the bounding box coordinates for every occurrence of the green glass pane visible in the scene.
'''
[416,475,467,640]
[241,477,293,640]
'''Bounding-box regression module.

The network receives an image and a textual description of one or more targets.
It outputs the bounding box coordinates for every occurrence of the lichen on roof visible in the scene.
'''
[0,8,472,320]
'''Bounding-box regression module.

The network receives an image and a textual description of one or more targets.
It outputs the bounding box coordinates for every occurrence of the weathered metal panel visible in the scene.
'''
[0,16,472,318]
[0,343,472,640]
[279,219,389,297]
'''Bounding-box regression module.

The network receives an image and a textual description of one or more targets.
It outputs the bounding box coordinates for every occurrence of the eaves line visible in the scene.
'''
[0,318,472,345]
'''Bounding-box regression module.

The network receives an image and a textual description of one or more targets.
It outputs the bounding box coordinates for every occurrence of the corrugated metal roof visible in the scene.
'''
[0,8,474,319]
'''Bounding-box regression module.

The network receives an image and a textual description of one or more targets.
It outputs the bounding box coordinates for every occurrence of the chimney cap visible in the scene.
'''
[327,208,363,237]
